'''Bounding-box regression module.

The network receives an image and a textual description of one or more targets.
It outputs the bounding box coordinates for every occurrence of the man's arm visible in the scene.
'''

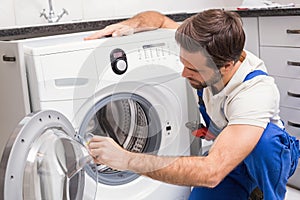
[88,124,264,187]
[84,11,179,40]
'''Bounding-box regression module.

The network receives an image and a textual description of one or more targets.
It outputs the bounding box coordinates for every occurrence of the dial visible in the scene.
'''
[110,48,128,75]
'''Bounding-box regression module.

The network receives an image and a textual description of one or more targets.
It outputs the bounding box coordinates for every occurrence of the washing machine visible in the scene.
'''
[0,29,200,199]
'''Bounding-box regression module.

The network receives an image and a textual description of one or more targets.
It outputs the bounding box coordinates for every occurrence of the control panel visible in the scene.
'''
[137,41,179,62]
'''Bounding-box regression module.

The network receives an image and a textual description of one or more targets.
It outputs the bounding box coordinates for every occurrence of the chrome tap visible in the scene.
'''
[40,0,68,23]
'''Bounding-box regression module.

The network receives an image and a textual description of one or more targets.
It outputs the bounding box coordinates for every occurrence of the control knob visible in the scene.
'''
[110,48,128,75]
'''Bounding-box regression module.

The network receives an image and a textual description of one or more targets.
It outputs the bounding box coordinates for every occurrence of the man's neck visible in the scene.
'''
[210,60,242,95]
[210,51,246,95]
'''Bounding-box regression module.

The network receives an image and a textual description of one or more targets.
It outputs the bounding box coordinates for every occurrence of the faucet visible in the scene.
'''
[40,0,68,23]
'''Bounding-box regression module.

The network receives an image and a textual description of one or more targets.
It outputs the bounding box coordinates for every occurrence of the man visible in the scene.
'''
[86,9,300,199]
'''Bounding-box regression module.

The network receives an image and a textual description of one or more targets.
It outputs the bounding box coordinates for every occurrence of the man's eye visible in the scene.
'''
[189,68,199,72]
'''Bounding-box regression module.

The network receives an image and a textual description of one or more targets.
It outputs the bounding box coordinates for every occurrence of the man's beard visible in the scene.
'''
[190,81,207,90]
[190,70,223,90]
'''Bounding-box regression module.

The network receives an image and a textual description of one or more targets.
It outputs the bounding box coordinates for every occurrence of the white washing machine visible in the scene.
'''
[0,29,200,199]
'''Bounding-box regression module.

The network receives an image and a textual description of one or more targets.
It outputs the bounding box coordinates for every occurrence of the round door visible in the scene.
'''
[0,110,98,200]
[77,93,162,186]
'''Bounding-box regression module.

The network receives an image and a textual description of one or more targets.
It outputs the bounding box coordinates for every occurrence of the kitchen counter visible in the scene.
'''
[1,7,300,41]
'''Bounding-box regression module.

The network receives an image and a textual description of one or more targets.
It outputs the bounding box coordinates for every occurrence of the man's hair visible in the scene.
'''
[175,9,245,69]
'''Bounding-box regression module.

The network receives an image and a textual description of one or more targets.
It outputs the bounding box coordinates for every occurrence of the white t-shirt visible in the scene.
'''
[202,50,283,135]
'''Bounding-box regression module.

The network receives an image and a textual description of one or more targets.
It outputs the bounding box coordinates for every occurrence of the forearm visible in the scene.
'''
[120,11,179,32]
[127,153,218,187]
[89,125,263,188]
[126,125,263,187]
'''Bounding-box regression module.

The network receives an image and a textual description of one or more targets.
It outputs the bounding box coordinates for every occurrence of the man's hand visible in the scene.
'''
[84,11,178,40]
[84,23,135,40]
[88,136,132,171]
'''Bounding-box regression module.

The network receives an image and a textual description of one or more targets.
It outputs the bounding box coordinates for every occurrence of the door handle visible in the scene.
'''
[287,91,300,98]
[287,29,300,34]
[2,55,16,62]
[287,61,300,67]
[288,121,300,128]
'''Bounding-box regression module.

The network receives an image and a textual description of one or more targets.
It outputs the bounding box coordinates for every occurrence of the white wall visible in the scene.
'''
[82,0,245,20]
[0,0,243,28]
[14,0,82,26]
[0,0,15,27]
[0,0,298,28]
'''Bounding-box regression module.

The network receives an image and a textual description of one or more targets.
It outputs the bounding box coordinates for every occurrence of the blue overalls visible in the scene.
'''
[189,70,300,200]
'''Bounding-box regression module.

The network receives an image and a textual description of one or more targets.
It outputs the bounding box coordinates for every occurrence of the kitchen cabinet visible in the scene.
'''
[259,16,300,190]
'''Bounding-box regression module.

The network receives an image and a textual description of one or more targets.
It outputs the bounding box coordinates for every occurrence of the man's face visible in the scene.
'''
[179,48,222,90]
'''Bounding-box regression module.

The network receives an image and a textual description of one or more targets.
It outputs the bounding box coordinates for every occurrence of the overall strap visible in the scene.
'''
[197,89,211,127]
[243,70,268,82]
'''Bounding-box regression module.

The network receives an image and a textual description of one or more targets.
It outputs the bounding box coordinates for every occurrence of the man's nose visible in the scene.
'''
[181,67,189,78]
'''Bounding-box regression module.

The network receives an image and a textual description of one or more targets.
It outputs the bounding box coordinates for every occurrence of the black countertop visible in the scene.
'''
[1,7,300,41]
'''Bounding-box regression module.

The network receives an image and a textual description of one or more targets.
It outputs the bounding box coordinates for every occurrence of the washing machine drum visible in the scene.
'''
[78,94,162,185]
[0,110,98,200]
[95,99,148,152]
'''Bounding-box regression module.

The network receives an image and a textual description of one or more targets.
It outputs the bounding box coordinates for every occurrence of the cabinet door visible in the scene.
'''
[260,47,300,78]
[242,17,259,56]
[280,107,300,190]
[280,106,300,139]
[0,42,30,159]
[259,16,300,47]
[274,77,300,108]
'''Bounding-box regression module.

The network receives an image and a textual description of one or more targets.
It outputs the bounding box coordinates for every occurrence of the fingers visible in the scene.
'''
[87,136,131,171]
[84,24,134,40]
[88,135,106,143]
[88,137,111,164]
[88,136,112,150]
[87,136,120,160]
[84,29,112,40]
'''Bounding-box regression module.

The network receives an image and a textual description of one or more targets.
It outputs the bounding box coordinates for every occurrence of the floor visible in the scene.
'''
[286,186,300,200]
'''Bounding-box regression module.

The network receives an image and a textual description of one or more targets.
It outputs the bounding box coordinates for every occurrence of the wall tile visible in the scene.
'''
[3,0,300,28]
[14,0,82,26]
[0,0,15,28]
[82,0,117,20]
[82,0,234,21]
[113,0,202,17]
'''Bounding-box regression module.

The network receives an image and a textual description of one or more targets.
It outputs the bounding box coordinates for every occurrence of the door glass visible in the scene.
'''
[23,128,98,200]
[86,99,148,152]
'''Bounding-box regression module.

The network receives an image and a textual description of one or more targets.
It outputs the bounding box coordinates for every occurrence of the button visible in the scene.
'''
[116,60,127,71]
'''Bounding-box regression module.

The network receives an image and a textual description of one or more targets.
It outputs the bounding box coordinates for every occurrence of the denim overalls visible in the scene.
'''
[189,70,300,200]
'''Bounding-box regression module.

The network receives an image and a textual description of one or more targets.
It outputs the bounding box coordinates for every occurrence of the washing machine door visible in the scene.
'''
[77,93,162,186]
[0,110,98,200]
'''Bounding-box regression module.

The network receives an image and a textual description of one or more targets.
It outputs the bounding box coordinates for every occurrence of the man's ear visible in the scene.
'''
[219,61,234,74]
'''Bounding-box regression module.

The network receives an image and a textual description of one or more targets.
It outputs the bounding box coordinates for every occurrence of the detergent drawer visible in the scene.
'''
[26,49,98,101]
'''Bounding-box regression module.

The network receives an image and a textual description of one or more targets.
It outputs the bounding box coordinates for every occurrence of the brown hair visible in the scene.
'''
[175,9,245,69]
